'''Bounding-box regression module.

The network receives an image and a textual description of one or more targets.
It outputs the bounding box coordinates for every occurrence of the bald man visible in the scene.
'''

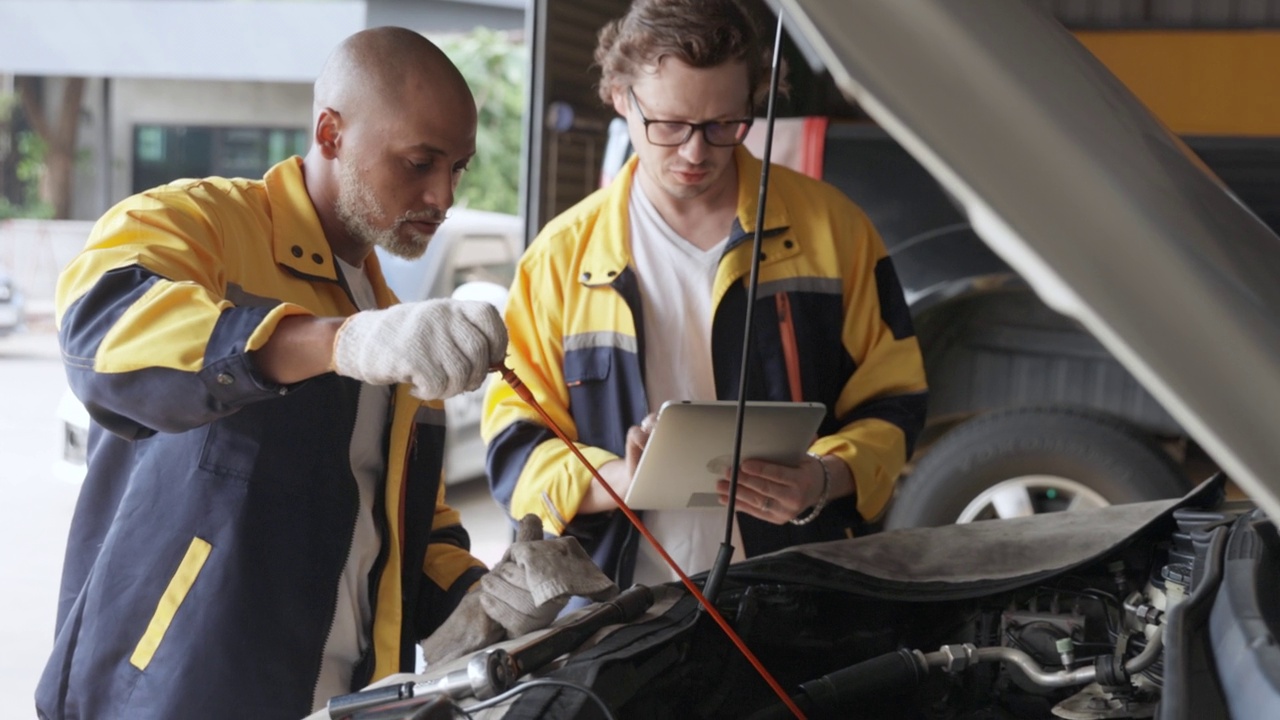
[35,27,607,720]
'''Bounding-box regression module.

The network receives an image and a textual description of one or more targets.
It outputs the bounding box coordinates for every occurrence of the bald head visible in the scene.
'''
[314,26,473,124]
[305,27,479,267]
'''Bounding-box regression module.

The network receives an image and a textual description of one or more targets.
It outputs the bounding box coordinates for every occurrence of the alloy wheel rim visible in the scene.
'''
[956,476,1111,523]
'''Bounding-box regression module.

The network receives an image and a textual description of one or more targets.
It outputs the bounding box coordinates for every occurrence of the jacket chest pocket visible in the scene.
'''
[564,344,647,454]
[198,378,356,495]
[198,411,263,481]
[565,348,611,389]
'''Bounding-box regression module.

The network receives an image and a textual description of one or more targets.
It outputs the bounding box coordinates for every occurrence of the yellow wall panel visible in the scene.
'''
[1077,31,1280,136]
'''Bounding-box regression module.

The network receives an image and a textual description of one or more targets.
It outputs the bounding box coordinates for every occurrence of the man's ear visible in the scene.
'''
[609,87,629,118]
[315,108,342,159]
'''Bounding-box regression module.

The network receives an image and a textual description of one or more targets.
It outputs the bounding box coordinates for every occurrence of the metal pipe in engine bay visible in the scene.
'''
[745,626,1166,720]
[921,628,1163,689]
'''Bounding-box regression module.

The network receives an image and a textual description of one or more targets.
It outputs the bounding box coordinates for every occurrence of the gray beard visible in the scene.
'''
[334,163,430,260]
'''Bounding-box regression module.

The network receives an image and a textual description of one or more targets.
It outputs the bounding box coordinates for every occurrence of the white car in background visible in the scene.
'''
[55,208,523,486]
[0,262,25,336]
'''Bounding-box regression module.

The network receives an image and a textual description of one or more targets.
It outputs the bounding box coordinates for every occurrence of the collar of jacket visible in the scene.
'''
[578,146,794,288]
[731,146,792,240]
[264,156,341,283]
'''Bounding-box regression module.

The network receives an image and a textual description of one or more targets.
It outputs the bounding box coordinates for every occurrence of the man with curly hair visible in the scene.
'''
[484,0,928,587]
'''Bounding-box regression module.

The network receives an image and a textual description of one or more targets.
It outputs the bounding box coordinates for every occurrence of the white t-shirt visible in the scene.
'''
[312,258,392,710]
[627,179,745,586]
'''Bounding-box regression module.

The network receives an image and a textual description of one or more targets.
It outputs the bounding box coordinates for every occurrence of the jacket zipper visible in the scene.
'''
[775,292,804,402]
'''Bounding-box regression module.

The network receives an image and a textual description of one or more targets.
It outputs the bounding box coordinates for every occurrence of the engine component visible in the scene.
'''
[328,586,654,719]
[1051,682,1157,719]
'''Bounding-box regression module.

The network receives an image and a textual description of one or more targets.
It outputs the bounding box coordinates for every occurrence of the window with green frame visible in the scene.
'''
[132,125,309,192]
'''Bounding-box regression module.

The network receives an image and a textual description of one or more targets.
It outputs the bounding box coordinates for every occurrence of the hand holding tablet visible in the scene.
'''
[623,400,827,511]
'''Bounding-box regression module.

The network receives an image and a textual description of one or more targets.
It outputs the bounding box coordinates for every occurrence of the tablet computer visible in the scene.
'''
[623,400,827,511]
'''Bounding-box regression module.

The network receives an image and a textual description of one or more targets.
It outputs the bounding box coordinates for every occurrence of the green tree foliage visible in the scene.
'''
[437,28,525,216]
[0,94,54,220]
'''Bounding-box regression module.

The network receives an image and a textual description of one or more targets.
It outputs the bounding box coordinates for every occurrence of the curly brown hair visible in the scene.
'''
[594,0,774,109]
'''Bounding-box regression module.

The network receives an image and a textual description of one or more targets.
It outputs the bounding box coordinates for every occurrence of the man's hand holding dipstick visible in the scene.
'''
[332,310,620,665]
[331,299,508,400]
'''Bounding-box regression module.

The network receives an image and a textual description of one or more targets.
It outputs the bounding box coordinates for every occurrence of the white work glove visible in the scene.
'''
[419,515,619,667]
[332,299,507,400]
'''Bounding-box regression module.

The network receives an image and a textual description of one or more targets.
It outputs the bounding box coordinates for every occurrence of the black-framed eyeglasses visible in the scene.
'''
[628,87,754,148]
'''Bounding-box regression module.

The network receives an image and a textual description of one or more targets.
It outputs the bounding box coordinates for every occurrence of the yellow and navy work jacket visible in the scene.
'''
[37,158,485,720]
[482,148,928,586]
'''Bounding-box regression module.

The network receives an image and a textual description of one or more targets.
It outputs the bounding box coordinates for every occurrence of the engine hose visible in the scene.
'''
[744,649,931,720]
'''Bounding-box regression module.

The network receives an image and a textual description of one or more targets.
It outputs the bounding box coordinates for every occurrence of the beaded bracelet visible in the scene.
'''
[790,452,830,526]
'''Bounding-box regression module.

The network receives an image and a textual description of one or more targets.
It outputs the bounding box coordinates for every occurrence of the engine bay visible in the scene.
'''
[506,492,1278,720]
[328,481,1278,720]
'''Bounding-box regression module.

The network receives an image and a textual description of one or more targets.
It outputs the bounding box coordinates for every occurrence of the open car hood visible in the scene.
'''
[780,0,1280,521]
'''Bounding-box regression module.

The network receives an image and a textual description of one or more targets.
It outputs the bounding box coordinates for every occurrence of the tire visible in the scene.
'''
[883,407,1189,529]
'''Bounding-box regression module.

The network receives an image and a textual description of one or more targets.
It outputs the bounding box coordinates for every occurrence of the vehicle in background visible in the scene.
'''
[55,208,523,486]
[0,262,25,336]
[586,15,1280,529]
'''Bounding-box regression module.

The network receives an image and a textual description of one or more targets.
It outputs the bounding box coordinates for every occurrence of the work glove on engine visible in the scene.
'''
[331,299,507,400]
[419,514,618,667]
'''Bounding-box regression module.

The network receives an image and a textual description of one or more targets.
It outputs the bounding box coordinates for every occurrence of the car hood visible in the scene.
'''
[782,0,1280,521]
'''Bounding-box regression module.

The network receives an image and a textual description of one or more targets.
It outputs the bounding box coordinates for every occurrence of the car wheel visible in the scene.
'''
[883,407,1189,529]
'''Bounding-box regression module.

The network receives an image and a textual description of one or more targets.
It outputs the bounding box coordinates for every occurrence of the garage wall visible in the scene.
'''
[522,0,627,243]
